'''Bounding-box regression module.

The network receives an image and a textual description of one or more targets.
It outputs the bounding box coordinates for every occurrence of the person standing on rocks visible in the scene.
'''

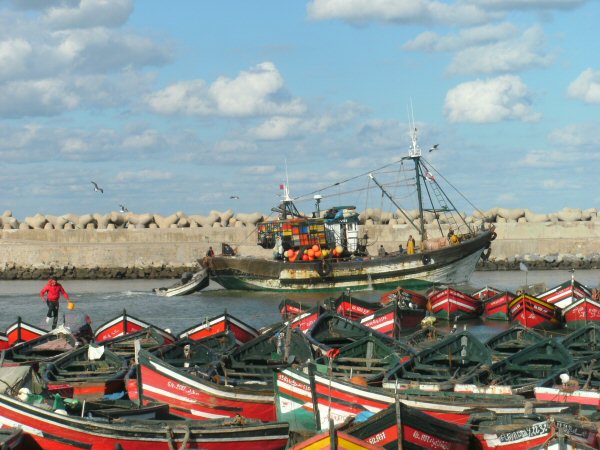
[39,276,70,329]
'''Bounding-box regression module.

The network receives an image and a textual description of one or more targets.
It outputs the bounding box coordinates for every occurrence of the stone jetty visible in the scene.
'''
[1,207,599,280]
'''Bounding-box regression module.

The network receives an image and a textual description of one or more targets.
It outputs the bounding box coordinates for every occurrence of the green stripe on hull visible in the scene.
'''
[484,313,510,321]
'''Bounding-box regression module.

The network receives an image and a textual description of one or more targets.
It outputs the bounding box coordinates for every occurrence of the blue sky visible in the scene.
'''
[1,0,599,220]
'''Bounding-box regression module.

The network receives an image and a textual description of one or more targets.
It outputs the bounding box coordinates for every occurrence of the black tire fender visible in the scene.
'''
[317,259,332,277]
[490,232,497,241]
[422,254,431,265]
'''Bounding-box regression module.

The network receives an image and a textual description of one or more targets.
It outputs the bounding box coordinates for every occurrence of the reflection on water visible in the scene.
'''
[0,270,598,339]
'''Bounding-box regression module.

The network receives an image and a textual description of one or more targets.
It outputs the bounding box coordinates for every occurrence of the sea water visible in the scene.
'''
[1,269,599,340]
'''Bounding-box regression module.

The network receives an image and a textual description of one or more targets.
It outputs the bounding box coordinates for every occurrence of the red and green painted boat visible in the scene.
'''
[344,402,473,450]
[379,287,427,309]
[359,301,426,338]
[427,287,482,320]
[287,304,323,334]
[5,317,47,347]
[201,129,495,292]
[0,391,289,450]
[332,292,381,320]
[177,311,259,345]
[484,325,544,360]
[290,429,384,450]
[471,285,504,300]
[561,295,600,329]
[133,348,277,421]
[467,412,553,450]
[94,310,175,345]
[538,276,592,309]
[482,291,517,321]
[508,293,562,330]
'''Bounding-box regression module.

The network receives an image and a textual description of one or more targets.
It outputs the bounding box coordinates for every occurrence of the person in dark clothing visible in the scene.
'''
[39,276,70,329]
[74,315,94,345]
[206,246,215,257]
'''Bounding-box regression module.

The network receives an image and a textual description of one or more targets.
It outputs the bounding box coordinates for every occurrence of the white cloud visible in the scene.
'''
[405,25,552,75]
[307,0,495,26]
[471,0,587,11]
[0,79,79,117]
[542,179,572,189]
[567,69,600,104]
[549,122,600,147]
[122,130,163,150]
[519,150,574,168]
[0,38,32,79]
[43,0,134,29]
[147,62,305,118]
[444,76,541,123]
[496,193,517,204]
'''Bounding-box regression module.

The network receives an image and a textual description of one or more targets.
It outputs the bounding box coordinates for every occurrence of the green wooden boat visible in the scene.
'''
[460,338,573,395]
[382,330,492,391]
[403,325,446,351]
[151,337,220,371]
[561,322,600,359]
[484,325,545,361]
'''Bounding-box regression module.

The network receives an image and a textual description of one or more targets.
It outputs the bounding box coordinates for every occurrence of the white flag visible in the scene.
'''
[519,262,528,272]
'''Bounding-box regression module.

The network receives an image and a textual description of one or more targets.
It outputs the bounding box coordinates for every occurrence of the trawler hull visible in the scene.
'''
[207,231,493,292]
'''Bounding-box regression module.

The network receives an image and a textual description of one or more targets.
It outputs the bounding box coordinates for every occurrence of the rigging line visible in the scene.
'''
[421,158,485,216]
[293,157,407,201]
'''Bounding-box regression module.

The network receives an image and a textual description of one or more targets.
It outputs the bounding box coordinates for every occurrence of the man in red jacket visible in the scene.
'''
[39,276,70,329]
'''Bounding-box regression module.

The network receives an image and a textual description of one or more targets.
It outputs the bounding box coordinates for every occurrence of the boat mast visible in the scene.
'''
[408,124,426,241]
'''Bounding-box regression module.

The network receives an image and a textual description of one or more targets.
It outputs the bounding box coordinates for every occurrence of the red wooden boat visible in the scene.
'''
[562,296,600,329]
[177,311,259,345]
[345,402,473,450]
[133,348,276,421]
[0,427,35,450]
[482,291,516,321]
[508,293,562,330]
[428,287,482,320]
[359,302,425,338]
[94,310,175,345]
[0,391,289,450]
[279,298,310,320]
[379,287,427,309]
[468,413,553,450]
[471,285,503,300]
[538,277,592,309]
[333,292,381,320]
[290,429,383,450]
[5,317,47,347]
[287,304,323,334]
[0,332,8,351]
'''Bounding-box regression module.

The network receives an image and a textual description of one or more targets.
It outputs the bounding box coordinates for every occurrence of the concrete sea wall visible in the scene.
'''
[1,207,600,279]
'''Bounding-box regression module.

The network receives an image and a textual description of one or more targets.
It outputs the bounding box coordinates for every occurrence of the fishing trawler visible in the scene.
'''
[203,127,495,292]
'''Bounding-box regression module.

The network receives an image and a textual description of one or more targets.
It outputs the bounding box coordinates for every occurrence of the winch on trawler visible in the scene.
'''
[201,128,495,292]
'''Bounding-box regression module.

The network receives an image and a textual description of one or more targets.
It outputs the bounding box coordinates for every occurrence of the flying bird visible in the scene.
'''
[429,144,439,152]
[119,205,129,213]
[91,181,104,193]
[230,195,240,199]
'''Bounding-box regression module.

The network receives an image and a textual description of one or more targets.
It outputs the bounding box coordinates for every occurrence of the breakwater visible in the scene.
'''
[1,208,599,279]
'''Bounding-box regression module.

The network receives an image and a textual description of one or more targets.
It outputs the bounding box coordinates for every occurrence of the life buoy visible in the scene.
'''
[490,232,497,241]
[422,254,431,265]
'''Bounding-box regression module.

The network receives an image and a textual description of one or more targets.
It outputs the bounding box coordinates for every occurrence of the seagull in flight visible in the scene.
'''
[230,195,240,199]
[91,181,104,193]
[429,144,439,153]
[119,205,129,213]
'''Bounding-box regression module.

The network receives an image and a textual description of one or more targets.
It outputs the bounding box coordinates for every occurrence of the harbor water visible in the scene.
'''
[1,269,600,340]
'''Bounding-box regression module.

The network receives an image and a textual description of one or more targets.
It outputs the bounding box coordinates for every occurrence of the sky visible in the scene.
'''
[1,0,599,221]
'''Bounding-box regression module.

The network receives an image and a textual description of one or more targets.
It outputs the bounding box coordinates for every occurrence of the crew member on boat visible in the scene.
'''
[407,235,416,255]
[447,229,460,245]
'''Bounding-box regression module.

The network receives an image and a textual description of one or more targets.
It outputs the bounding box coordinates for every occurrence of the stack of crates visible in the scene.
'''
[259,218,329,250]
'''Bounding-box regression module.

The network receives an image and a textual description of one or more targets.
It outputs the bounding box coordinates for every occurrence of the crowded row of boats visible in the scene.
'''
[1,277,600,449]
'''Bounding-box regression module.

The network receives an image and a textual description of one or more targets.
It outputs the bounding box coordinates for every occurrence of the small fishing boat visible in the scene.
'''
[360,301,426,338]
[0,391,290,450]
[153,268,209,297]
[178,311,259,345]
[404,325,446,351]
[102,326,175,358]
[562,295,600,329]
[286,304,324,334]
[94,309,175,345]
[289,429,383,450]
[333,291,382,320]
[458,338,573,396]
[508,293,562,330]
[379,287,427,309]
[278,298,310,320]
[471,285,504,300]
[0,332,8,351]
[0,427,29,450]
[554,414,599,448]
[482,291,517,321]
[382,330,492,391]
[3,326,76,365]
[561,322,600,359]
[5,317,47,347]
[484,325,545,360]
[427,287,482,321]
[538,276,593,309]
[344,402,473,450]
[134,348,277,421]
[41,344,128,400]
[467,412,553,450]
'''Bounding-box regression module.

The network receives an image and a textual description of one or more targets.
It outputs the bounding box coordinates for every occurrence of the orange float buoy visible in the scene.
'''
[67,302,75,310]
[335,245,343,255]
[307,249,314,258]
[312,244,320,252]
